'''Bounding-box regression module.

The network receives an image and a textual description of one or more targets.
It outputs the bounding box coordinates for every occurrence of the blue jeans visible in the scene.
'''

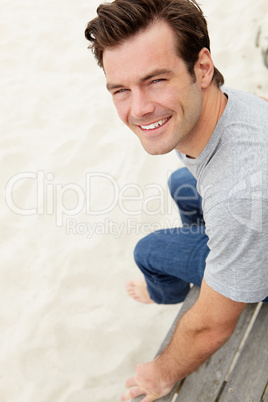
[134,167,209,304]
[134,167,268,304]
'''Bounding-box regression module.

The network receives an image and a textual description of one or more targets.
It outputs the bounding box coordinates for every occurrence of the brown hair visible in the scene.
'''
[85,0,224,87]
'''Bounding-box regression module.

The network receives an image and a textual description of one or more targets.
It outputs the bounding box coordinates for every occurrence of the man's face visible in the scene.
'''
[103,20,204,155]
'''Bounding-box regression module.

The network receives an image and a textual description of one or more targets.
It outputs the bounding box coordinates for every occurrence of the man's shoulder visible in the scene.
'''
[222,86,268,125]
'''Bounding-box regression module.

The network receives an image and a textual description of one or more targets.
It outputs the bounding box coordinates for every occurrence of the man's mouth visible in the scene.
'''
[140,116,171,130]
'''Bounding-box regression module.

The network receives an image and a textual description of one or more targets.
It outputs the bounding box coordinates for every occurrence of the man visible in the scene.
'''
[85,1,268,400]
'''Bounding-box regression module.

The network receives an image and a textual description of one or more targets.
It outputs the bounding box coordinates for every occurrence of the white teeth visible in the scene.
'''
[141,118,169,130]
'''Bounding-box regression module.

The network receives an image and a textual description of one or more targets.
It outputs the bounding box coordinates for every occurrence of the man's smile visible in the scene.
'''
[139,116,172,131]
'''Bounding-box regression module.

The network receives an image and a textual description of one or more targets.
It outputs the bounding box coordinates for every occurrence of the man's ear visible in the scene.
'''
[194,48,215,89]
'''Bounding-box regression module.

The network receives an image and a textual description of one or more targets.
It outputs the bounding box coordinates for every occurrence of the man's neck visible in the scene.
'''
[176,86,228,159]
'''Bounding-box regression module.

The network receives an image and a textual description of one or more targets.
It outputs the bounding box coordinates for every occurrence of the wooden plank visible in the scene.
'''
[219,303,268,402]
[262,382,268,402]
[132,288,256,401]
[131,286,200,402]
[171,303,257,402]
[132,288,264,402]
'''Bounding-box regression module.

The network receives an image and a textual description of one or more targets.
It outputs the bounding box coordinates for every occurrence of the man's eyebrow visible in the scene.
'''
[106,68,173,92]
[139,68,173,83]
[106,82,124,92]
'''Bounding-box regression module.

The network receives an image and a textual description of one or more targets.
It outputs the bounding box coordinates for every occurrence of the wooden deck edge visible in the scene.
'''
[131,288,265,402]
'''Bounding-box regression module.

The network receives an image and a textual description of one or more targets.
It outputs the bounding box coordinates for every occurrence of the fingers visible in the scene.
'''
[141,396,154,402]
[125,376,138,388]
[120,385,146,401]
[121,376,147,401]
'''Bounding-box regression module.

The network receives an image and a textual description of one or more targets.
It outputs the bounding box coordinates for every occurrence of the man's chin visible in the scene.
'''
[140,141,175,156]
[130,127,176,155]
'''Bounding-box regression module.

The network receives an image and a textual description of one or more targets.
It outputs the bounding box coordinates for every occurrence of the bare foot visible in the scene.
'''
[125,279,155,304]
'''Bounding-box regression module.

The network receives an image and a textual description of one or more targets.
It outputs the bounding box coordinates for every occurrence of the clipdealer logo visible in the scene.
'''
[228,170,263,232]
[5,170,180,237]
[64,217,187,239]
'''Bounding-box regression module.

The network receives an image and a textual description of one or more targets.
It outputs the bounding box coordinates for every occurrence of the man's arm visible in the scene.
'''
[121,280,246,402]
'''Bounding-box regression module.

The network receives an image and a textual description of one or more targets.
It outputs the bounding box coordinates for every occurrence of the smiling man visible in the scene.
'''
[85,1,268,401]
[103,20,209,157]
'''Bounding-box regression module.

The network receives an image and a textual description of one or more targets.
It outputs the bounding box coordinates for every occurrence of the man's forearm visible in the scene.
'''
[121,282,246,401]
[154,308,233,386]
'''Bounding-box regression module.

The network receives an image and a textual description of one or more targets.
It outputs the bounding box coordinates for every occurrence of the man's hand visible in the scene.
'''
[120,359,176,402]
[121,280,246,401]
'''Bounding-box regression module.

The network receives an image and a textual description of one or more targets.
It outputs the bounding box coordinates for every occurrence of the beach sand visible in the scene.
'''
[1,0,267,401]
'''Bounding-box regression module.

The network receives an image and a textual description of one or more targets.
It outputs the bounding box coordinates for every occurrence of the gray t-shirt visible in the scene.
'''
[177,87,268,303]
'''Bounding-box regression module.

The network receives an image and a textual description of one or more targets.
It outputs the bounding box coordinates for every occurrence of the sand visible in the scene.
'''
[1,0,267,401]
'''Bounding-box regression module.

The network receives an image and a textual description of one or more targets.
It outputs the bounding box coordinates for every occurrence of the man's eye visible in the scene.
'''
[151,79,165,84]
[114,88,127,95]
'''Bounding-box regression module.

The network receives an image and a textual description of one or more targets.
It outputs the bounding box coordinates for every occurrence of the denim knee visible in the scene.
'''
[133,233,154,269]
[133,237,144,267]
[168,167,197,201]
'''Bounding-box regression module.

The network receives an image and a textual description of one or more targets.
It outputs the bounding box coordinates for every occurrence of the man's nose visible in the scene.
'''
[130,90,155,120]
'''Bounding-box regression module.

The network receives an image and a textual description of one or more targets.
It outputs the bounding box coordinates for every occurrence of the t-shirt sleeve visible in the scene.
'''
[204,198,268,302]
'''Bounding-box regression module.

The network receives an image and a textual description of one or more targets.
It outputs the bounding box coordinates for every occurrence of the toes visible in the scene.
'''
[125,279,155,304]
[125,280,136,290]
